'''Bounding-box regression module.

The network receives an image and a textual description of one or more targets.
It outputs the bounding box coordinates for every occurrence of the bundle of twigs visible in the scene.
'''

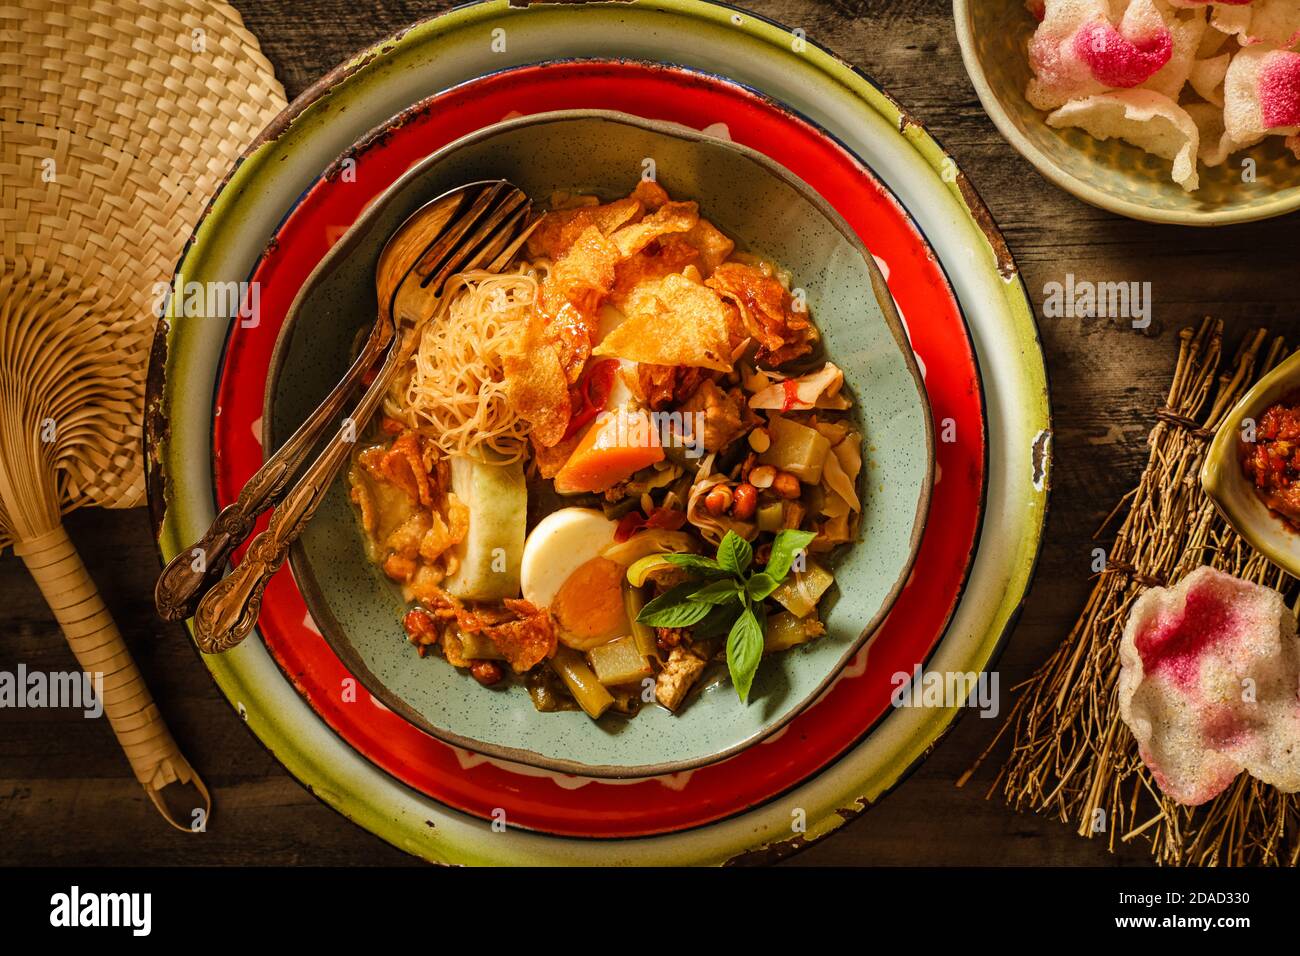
[967,317,1299,866]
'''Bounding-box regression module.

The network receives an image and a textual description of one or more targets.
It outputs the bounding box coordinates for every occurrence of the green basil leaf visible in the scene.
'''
[764,529,818,583]
[639,601,713,629]
[635,582,700,623]
[688,579,743,605]
[692,603,741,641]
[745,572,780,601]
[716,531,753,575]
[726,606,765,704]
[660,553,729,577]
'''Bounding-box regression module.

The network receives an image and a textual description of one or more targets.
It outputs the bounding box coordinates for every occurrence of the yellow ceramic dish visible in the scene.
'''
[953,0,1300,225]
[1202,350,1300,576]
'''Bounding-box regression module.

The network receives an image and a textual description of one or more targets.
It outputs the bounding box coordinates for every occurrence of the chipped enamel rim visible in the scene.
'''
[146,0,1050,865]
[952,0,1300,226]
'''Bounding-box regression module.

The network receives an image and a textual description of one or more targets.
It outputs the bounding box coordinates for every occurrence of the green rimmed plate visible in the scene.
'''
[148,0,1050,864]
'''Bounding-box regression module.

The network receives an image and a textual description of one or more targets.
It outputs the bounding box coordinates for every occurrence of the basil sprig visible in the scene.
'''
[636,529,817,703]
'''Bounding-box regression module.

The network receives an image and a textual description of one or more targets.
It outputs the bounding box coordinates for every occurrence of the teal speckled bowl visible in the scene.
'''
[265,111,933,777]
[954,0,1300,225]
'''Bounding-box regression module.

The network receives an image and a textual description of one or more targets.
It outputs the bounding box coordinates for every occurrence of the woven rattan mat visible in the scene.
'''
[0,0,286,828]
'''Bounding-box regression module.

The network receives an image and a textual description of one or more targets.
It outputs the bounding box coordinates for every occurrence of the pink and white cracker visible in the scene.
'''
[1211,0,1300,47]
[1119,566,1300,807]
[1189,50,1232,105]
[1028,0,1180,109]
[1143,1,1210,103]
[1047,88,1202,188]
[1195,18,1231,58]
[1224,45,1300,147]
[1185,100,1238,164]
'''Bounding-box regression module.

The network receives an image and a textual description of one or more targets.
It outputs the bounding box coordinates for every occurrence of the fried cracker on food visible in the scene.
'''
[547,191,600,210]
[526,196,643,261]
[593,272,733,371]
[421,589,557,673]
[477,599,557,673]
[608,200,700,259]
[681,218,735,277]
[631,178,670,211]
[502,311,572,447]
[610,235,701,311]
[359,430,436,507]
[536,224,621,382]
[544,303,599,385]
[543,225,620,316]
[706,261,816,367]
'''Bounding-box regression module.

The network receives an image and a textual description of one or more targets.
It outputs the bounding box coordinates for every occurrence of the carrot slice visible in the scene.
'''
[553,408,664,494]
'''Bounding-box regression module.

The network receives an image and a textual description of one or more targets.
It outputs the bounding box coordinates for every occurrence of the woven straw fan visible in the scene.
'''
[0,0,285,829]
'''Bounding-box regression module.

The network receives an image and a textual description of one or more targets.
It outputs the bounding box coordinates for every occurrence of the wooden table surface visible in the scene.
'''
[3,0,1298,867]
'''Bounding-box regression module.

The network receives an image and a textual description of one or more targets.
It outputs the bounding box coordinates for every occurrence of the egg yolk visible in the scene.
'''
[552,556,629,650]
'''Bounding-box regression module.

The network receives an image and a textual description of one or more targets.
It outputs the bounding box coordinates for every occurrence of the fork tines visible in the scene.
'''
[410,181,531,296]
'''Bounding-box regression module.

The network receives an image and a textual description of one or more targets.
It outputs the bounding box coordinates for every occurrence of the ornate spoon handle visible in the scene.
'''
[154,321,392,622]
[192,341,404,653]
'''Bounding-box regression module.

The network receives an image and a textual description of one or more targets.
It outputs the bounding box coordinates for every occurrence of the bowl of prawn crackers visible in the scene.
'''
[264,110,934,777]
[955,0,1300,224]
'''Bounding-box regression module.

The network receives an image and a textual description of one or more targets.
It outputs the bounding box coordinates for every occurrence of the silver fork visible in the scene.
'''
[155,181,515,623]
[175,181,536,653]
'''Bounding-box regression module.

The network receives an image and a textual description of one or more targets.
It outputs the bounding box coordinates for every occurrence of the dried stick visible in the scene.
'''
[968,319,1297,866]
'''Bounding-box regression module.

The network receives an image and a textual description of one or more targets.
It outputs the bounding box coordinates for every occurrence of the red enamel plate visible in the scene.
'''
[212,60,985,838]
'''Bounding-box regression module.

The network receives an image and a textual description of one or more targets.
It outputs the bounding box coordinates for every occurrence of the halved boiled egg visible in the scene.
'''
[520,508,631,651]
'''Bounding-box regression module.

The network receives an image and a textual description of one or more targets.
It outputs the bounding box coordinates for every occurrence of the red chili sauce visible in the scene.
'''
[1242,395,1300,529]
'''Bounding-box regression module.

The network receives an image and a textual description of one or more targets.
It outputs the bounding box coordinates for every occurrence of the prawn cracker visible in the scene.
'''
[593,272,733,371]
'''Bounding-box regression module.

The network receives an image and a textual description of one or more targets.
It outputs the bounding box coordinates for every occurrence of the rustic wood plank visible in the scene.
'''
[2,0,1297,866]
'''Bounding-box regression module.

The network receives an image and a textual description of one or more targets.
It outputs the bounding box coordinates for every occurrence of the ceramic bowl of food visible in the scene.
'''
[1203,350,1300,576]
[953,0,1300,225]
[264,109,934,777]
